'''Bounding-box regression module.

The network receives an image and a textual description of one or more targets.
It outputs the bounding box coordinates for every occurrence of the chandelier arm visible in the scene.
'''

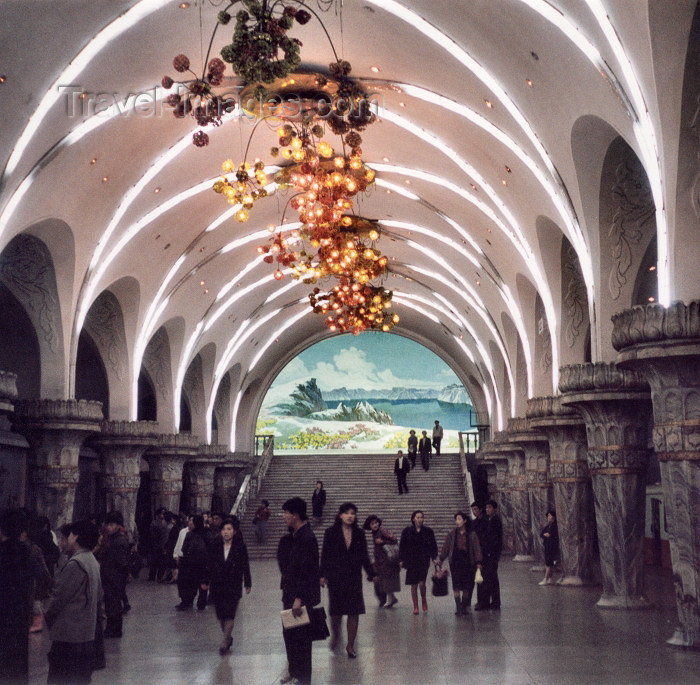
[242,114,284,161]
[269,0,341,63]
[202,1,241,68]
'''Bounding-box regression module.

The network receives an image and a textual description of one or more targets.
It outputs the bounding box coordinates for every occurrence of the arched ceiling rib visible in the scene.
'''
[1,0,693,438]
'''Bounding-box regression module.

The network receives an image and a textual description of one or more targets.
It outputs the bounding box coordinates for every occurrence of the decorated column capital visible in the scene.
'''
[146,433,200,512]
[10,399,104,527]
[613,301,700,648]
[89,421,158,533]
[184,445,230,514]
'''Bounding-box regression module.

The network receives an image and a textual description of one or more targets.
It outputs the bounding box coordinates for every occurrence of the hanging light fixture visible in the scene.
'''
[163,0,396,334]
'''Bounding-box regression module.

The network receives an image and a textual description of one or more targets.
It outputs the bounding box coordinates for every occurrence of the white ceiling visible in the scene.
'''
[0,0,697,439]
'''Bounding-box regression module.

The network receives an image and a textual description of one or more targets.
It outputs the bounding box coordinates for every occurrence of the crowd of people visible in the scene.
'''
[396,420,445,493]
[1,479,558,685]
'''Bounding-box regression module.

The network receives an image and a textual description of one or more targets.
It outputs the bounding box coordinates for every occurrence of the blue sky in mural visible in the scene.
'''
[270,332,458,394]
[259,332,475,453]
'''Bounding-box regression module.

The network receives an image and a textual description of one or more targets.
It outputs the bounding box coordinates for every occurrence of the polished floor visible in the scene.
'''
[29,558,700,685]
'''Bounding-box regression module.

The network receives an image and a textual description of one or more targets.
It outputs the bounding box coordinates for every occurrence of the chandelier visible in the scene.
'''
[163,0,398,334]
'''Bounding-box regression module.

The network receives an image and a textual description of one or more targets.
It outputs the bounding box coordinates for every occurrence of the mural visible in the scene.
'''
[256,332,476,452]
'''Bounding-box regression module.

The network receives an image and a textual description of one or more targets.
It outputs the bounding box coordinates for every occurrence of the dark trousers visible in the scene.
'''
[283,623,312,684]
[396,472,408,494]
[408,452,416,469]
[148,550,165,581]
[103,581,124,635]
[0,631,28,685]
[178,572,207,607]
[477,556,500,608]
[432,438,442,455]
[47,641,96,684]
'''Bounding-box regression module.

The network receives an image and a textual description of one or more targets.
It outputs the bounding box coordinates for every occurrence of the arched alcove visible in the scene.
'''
[75,330,110,417]
[0,233,65,396]
[137,369,157,422]
[0,282,40,398]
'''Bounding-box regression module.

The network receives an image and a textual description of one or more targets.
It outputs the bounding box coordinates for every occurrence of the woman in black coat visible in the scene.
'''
[399,510,439,614]
[205,516,251,654]
[320,502,374,659]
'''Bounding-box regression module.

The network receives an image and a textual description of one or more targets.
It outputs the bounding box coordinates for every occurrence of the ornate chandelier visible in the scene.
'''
[163,0,398,334]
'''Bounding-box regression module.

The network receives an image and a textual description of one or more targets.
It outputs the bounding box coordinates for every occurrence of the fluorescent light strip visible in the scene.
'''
[374,155,557,390]
[2,0,170,183]
[393,292,504,428]
[406,260,519,400]
[391,84,592,282]
[379,214,532,397]
[209,307,282,444]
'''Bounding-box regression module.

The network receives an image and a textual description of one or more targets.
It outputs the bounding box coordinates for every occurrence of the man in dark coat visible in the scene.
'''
[474,500,503,610]
[418,431,432,470]
[394,450,410,495]
[0,509,33,685]
[311,481,326,527]
[97,511,130,637]
[278,497,320,685]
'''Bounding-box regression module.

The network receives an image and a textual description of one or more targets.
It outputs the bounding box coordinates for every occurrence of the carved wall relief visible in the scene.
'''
[143,327,170,400]
[85,291,128,381]
[0,234,60,352]
[535,294,552,375]
[183,355,203,417]
[562,239,588,348]
[607,150,655,300]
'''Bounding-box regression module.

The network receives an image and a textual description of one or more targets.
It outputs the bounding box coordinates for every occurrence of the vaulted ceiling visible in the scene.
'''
[1,0,697,447]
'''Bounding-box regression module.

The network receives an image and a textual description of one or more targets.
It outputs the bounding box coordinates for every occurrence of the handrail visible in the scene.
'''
[230,435,275,520]
[458,431,477,504]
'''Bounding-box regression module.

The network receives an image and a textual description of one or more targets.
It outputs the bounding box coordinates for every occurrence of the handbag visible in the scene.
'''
[431,568,449,597]
[309,606,330,641]
[475,567,484,584]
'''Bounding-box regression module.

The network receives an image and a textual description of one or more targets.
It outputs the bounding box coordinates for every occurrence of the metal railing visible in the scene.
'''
[231,435,275,520]
[458,431,480,504]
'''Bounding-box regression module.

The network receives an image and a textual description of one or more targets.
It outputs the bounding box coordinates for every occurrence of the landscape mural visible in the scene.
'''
[256,332,477,452]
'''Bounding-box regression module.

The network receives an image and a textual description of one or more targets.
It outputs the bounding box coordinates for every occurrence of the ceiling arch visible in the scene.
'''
[1,0,696,446]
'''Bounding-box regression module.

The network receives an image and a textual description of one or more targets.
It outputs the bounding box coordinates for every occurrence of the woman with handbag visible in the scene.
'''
[204,516,251,654]
[320,503,375,659]
[363,515,401,608]
[437,511,483,615]
[399,510,439,614]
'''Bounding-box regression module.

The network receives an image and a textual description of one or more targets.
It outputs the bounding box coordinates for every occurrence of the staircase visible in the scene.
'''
[240,452,468,559]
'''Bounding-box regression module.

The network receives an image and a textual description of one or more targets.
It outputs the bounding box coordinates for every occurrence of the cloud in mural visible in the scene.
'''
[263,333,461,408]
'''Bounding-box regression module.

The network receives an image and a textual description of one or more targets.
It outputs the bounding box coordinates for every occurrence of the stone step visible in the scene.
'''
[241,451,469,559]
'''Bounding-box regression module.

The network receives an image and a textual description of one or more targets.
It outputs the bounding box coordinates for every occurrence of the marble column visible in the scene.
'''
[11,399,103,527]
[613,301,700,647]
[89,421,157,535]
[527,396,598,585]
[145,434,199,513]
[488,434,533,561]
[214,464,241,514]
[476,444,513,555]
[503,417,553,569]
[185,445,228,514]
[560,362,652,609]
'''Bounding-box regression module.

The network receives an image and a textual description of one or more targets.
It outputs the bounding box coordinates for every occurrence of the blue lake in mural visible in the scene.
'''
[325,399,474,432]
